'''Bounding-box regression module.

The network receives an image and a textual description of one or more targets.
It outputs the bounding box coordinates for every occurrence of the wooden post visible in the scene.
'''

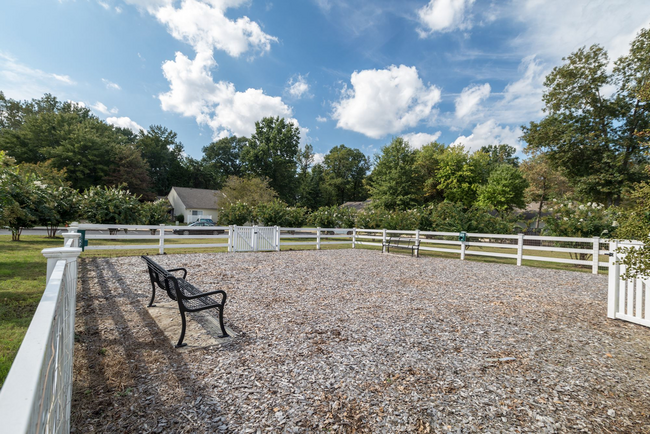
[382,229,387,253]
[158,224,165,255]
[316,227,321,250]
[607,240,619,319]
[352,228,356,249]
[592,236,600,274]
[517,233,524,266]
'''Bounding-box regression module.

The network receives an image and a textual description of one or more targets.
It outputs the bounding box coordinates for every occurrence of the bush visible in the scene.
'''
[218,201,254,226]
[139,199,171,225]
[175,214,184,223]
[308,206,357,228]
[80,185,142,225]
[543,199,617,238]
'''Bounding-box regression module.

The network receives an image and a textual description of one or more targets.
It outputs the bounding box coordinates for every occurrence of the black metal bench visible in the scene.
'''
[383,236,419,257]
[142,256,229,347]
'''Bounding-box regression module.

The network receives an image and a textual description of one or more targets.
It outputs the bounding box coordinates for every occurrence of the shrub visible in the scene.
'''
[218,201,254,226]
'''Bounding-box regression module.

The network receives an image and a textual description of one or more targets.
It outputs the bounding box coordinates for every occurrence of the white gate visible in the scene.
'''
[608,240,650,327]
[232,226,279,252]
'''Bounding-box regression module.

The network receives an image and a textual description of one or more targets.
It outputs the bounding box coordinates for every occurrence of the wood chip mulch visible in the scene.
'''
[71,249,650,433]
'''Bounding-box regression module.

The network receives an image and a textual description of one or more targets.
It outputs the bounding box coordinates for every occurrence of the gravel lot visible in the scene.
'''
[72,249,650,433]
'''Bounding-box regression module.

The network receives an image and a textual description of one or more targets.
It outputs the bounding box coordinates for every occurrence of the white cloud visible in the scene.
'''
[90,101,118,115]
[510,0,650,63]
[286,74,310,99]
[0,52,74,100]
[313,152,325,165]
[159,51,299,139]
[98,1,110,10]
[154,0,277,57]
[332,65,441,139]
[106,116,145,133]
[316,115,327,122]
[451,119,521,153]
[102,78,121,90]
[455,83,490,119]
[417,0,475,36]
[402,131,442,149]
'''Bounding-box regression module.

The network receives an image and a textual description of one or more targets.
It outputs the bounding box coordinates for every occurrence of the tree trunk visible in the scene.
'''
[46,225,59,238]
[11,228,22,241]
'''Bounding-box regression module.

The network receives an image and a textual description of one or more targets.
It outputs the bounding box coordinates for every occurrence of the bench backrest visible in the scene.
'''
[142,256,178,300]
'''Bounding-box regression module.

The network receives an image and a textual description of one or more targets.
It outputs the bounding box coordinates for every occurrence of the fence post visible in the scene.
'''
[517,233,524,266]
[275,226,281,252]
[608,240,619,319]
[159,224,165,255]
[42,244,82,284]
[316,227,321,250]
[352,228,356,249]
[460,237,466,260]
[252,225,258,252]
[382,229,387,253]
[592,236,600,274]
[231,225,236,252]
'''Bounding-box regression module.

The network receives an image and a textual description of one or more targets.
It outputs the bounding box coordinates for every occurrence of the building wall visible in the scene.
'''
[185,208,218,223]
[167,188,186,220]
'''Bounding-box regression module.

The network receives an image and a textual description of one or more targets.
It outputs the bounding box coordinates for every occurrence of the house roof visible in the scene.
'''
[341,199,372,211]
[170,187,220,210]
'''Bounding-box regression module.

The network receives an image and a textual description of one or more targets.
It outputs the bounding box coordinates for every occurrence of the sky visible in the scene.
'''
[2,0,650,163]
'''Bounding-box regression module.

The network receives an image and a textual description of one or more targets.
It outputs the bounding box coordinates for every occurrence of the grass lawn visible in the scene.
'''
[0,233,608,388]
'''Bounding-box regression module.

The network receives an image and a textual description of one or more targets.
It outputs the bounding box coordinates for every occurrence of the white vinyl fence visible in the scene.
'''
[607,240,650,327]
[0,232,82,434]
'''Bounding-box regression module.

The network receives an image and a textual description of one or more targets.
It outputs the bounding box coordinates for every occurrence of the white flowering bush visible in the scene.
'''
[80,185,141,226]
[543,199,617,238]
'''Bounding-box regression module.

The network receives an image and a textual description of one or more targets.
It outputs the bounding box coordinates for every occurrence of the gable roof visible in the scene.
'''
[170,186,220,210]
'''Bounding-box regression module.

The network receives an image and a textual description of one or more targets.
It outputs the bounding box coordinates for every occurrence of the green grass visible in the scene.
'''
[0,233,608,387]
[0,235,64,387]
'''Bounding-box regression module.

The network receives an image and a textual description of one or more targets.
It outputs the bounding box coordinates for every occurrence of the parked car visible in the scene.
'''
[173,220,224,235]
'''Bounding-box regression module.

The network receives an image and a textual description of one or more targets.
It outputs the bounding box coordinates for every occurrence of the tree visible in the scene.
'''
[414,141,446,203]
[520,154,572,228]
[367,137,421,210]
[103,144,154,200]
[435,146,490,207]
[0,165,51,241]
[476,164,529,213]
[241,117,300,203]
[136,125,186,195]
[479,144,519,168]
[201,136,246,188]
[522,28,650,204]
[218,176,277,209]
[322,145,370,205]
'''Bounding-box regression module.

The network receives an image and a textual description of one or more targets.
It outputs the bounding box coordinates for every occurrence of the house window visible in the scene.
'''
[191,210,203,216]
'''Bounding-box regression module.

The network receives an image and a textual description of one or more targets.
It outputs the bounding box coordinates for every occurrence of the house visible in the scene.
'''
[167,186,221,223]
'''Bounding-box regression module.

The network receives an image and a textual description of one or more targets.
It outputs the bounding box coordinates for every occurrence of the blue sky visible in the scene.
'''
[2,0,650,162]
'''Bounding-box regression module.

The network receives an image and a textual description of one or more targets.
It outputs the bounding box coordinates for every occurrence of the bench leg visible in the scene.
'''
[148,278,157,307]
[218,307,230,338]
[176,310,188,348]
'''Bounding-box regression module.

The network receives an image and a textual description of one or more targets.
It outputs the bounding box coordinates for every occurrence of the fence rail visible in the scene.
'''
[70,223,609,274]
[0,233,81,433]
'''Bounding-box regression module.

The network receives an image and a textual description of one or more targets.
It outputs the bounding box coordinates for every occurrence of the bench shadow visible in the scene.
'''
[71,258,229,433]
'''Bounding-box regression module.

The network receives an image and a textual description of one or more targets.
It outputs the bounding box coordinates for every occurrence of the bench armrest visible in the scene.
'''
[184,289,227,302]
[168,267,187,279]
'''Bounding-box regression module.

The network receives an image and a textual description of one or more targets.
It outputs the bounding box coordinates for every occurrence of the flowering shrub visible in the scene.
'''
[308,205,357,228]
[80,185,142,225]
[139,199,172,225]
[543,200,617,238]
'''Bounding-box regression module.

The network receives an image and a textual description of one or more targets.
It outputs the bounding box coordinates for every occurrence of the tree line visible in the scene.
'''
[1,27,650,242]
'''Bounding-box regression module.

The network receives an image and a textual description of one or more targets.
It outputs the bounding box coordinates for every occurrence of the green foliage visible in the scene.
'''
[543,199,617,238]
[138,199,171,225]
[480,144,520,168]
[522,28,650,204]
[201,136,246,189]
[79,185,141,225]
[414,142,446,202]
[476,164,529,212]
[308,205,357,228]
[217,201,254,226]
[435,146,489,207]
[136,125,187,195]
[218,176,277,208]
[241,117,300,203]
[321,145,370,205]
[256,199,308,227]
[367,137,421,210]
[0,166,51,241]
